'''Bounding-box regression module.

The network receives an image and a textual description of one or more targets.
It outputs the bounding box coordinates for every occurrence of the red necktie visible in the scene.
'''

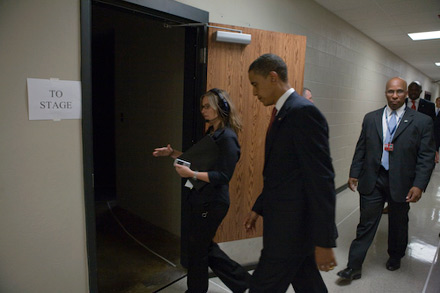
[267,107,277,135]
[411,100,416,110]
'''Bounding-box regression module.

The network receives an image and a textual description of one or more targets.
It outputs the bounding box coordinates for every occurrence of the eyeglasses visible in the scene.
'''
[386,89,406,96]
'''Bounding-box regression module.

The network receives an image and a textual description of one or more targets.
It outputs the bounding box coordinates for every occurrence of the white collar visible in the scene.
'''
[275,88,295,114]
[385,104,406,117]
[408,97,420,105]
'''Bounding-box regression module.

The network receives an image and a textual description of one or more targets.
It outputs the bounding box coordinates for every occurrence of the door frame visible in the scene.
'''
[80,0,208,291]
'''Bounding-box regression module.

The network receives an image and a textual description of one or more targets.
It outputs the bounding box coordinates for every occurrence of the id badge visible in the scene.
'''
[384,143,394,151]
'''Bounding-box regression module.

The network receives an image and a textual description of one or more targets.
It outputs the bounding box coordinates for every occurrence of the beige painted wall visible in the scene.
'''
[1,0,439,292]
[0,0,88,292]
[177,0,440,188]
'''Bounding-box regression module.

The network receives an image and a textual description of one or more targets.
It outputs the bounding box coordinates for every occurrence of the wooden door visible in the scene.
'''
[207,23,307,242]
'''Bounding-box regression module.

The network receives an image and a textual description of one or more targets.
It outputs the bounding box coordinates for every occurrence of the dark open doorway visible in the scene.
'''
[81,0,208,291]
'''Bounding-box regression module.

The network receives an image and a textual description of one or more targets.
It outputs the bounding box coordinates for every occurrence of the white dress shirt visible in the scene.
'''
[408,97,419,110]
[382,104,406,145]
[274,88,295,115]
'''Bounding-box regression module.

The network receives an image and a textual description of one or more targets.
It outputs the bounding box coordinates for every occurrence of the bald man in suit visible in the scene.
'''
[383,80,437,213]
[338,77,435,281]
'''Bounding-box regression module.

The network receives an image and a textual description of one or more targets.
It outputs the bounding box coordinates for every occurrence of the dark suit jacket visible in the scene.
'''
[350,107,435,202]
[406,98,436,121]
[411,98,437,150]
[186,127,240,205]
[252,91,337,250]
[435,110,440,151]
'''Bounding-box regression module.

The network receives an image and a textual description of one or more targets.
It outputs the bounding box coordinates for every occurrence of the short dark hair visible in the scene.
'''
[248,53,288,82]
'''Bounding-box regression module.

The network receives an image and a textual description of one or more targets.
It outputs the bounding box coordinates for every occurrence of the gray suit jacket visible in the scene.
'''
[350,107,435,202]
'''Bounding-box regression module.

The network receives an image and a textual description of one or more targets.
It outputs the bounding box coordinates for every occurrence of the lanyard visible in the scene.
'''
[385,107,405,143]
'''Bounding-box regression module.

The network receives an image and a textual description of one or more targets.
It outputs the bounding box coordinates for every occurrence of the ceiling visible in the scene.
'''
[313,0,440,81]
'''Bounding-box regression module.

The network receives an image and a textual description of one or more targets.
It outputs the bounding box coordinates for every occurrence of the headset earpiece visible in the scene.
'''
[209,88,230,117]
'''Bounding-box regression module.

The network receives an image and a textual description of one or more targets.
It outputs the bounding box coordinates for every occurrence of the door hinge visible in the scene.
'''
[200,47,207,64]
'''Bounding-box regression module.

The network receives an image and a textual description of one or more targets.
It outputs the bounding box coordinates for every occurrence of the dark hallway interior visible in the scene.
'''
[89,2,208,292]
[92,4,186,292]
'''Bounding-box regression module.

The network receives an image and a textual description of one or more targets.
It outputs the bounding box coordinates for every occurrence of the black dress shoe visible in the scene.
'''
[386,258,401,271]
[337,267,362,280]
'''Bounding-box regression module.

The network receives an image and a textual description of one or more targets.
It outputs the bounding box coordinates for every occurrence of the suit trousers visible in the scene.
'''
[348,167,410,269]
[250,199,327,293]
[186,201,251,293]
[250,252,327,293]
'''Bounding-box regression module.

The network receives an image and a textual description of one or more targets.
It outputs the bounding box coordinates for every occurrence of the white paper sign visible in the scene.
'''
[27,78,82,121]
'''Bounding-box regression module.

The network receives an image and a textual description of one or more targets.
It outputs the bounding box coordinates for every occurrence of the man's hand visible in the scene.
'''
[348,177,358,192]
[435,151,439,164]
[315,246,337,272]
[244,211,260,235]
[406,186,422,203]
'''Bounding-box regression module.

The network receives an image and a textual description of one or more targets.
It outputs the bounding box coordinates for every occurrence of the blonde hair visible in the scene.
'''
[201,89,242,133]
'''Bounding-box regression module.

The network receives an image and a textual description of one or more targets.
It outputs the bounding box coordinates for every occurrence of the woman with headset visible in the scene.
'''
[153,89,250,293]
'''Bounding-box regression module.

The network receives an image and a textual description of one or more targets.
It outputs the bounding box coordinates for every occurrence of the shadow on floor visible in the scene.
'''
[95,201,187,292]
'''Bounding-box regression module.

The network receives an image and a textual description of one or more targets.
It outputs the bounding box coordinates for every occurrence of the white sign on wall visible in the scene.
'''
[27,78,82,121]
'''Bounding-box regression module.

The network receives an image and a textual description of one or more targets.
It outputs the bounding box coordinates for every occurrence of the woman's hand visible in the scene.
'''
[174,164,193,178]
[153,144,173,157]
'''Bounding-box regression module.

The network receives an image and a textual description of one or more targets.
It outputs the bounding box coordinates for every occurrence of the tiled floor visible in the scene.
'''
[160,164,440,292]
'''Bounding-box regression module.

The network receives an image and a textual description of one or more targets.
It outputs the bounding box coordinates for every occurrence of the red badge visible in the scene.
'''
[384,143,394,151]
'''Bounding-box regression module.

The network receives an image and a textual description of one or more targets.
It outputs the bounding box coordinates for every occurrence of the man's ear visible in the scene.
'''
[269,71,278,82]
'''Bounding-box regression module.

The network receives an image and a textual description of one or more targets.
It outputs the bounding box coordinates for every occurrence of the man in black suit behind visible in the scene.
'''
[407,81,437,162]
[434,97,440,163]
[337,77,436,281]
[407,81,436,120]
[244,54,338,292]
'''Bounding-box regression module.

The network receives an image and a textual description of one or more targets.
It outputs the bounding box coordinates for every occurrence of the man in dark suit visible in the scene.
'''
[406,81,436,120]
[244,53,338,292]
[435,97,440,163]
[435,97,440,117]
[302,87,314,103]
[337,77,436,281]
[383,81,436,213]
